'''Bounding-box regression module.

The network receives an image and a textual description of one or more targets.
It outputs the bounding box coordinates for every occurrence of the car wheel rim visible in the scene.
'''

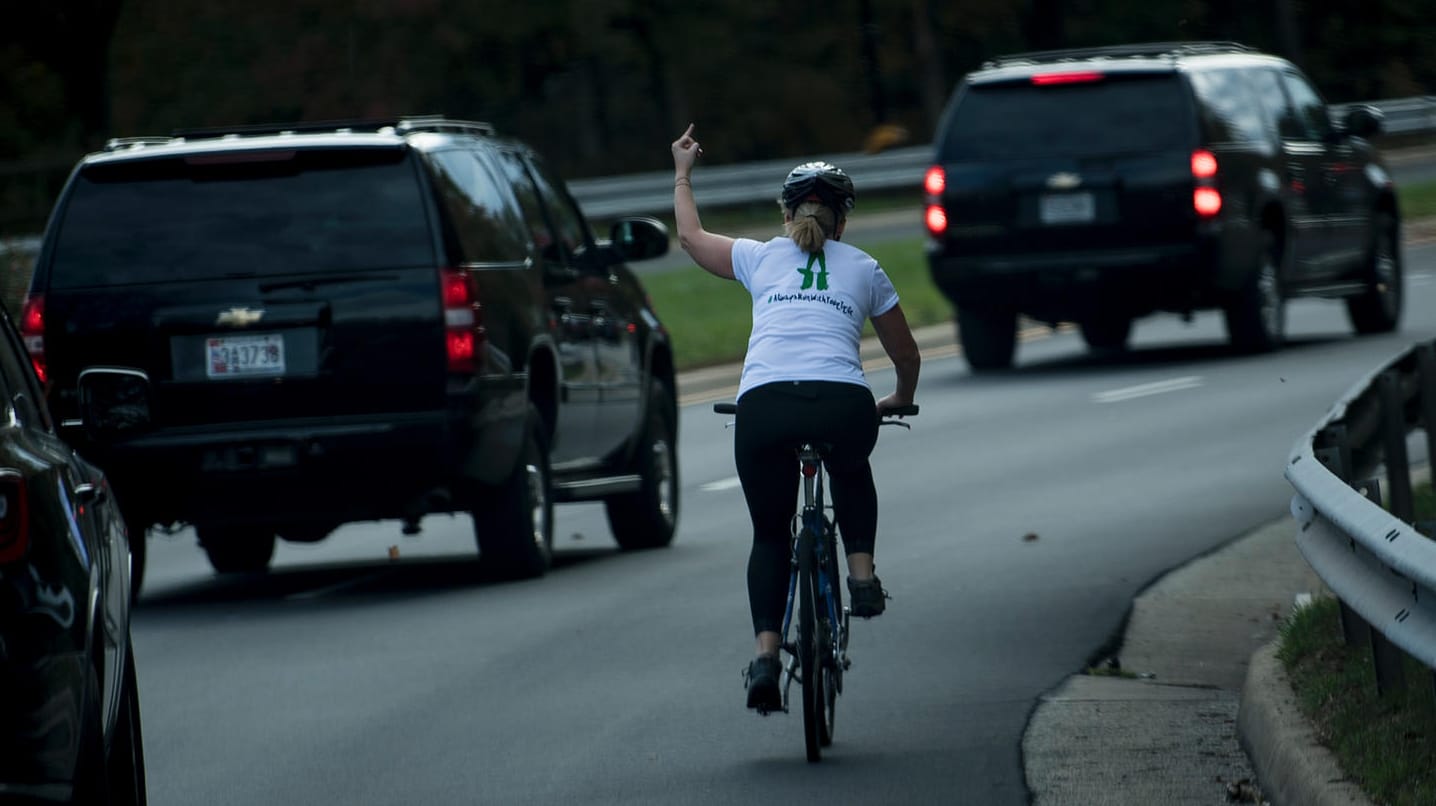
[651,437,675,527]
[526,462,549,553]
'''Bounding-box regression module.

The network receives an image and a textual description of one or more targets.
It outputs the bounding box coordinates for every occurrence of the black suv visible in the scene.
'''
[924,42,1403,371]
[24,116,680,588]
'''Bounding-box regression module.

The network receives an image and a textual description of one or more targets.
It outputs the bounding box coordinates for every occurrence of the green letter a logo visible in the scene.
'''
[797,252,829,291]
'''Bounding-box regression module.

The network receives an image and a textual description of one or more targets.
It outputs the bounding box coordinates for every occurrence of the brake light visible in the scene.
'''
[1031,71,1105,86]
[19,295,45,384]
[923,166,946,196]
[1194,188,1223,217]
[441,268,484,373]
[924,205,948,237]
[0,471,29,564]
[1191,150,1218,179]
[1190,149,1222,218]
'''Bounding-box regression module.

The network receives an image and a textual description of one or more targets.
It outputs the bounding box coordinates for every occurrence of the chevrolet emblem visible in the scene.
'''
[1046,172,1082,190]
[216,307,265,327]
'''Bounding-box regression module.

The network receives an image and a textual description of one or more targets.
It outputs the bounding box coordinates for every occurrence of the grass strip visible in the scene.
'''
[1277,480,1436,806]
[1400,180,1436,219]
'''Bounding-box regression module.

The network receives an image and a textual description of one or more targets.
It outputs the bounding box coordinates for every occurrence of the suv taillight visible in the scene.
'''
[1191,149,1222,218]
[19,295,45,384]
[923,166,948,237]
[0,471,29,564]
[441,268,484,373]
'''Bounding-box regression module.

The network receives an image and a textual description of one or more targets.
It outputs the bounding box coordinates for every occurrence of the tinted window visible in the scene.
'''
[942,75,1195,159]
[492,151,595,266]
[1280,71,1333,141]
[523,155,591,257]
[50,148,434,288]
[494,149,564,263]
[428,149,528,263]
[1248,69,1305,140]
[1189,69,1269,144]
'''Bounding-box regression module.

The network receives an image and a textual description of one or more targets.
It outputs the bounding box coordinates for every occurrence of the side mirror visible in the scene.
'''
[1342,105,1384,139]
[77,367,151,441]
[608,217,670,262]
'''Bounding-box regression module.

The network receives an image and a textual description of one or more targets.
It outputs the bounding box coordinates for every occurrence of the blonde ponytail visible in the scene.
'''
[784,200,838,253]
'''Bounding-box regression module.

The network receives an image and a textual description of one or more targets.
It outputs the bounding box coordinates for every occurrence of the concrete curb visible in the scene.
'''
[1238,641,1373,806]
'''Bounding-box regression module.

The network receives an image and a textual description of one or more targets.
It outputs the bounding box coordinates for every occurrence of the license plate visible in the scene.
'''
[206,334,285,378]
[1039,192,1096,225]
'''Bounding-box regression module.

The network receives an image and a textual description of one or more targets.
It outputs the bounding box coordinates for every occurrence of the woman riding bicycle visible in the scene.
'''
[670,124,921,713]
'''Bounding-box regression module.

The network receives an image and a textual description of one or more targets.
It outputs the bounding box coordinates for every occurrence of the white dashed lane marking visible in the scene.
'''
[1092,376,1204,404]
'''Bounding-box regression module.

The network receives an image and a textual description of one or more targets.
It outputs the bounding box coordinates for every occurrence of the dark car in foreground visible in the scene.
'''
[24,116,680,592]
[0,304,146,803]
[924,41,1402,371]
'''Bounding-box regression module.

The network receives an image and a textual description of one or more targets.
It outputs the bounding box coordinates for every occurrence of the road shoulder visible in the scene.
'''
[1022,516,1350,804]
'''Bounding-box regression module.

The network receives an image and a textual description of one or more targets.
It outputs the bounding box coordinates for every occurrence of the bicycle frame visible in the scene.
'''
[777,444,846,705]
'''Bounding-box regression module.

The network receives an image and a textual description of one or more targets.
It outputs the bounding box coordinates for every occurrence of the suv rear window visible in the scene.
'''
[940,74,1195,160]
[48,147,434,288]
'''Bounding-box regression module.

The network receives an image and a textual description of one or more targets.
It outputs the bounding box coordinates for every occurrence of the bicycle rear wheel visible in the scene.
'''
[798,527,825,762]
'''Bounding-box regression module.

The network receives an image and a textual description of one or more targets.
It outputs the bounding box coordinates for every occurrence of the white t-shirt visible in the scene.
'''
[731,236,900,398]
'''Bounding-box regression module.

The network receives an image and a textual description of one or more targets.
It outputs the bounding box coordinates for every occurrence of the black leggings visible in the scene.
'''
[735,381,880,636]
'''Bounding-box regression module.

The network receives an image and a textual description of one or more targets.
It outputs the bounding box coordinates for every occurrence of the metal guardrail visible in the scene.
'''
[569,96,1436,220]
[1287,339,1436,693]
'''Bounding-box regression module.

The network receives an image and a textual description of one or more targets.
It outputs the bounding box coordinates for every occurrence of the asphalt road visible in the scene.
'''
[129,238,1435,803]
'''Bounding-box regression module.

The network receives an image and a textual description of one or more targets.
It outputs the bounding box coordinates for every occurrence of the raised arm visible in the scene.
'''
[871,303,920,413]
[671,124,735,280]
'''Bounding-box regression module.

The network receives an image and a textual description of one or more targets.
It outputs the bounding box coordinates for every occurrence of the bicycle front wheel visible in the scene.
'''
[798,527,825,762]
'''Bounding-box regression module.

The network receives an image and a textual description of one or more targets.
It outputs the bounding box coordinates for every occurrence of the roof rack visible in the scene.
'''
[983,41,1256,69]
[167,116,496,141]
[395,116,495,137]
[104,136,176,152]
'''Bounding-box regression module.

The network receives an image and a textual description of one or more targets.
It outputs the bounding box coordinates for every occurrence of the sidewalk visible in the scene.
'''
[1021,516,1371,806]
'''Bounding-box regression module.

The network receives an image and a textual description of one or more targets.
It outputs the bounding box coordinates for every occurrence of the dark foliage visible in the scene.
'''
[0,0,1431,234]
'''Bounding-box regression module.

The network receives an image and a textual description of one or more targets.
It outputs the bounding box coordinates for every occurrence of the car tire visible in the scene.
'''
[476,404,553,579]
[108,641,148,806]
[70,661,109,804]
[1079,317,1133,353]
[1224,232,1285,353]
[197,526,276,574]
[1346,209,1403,334]
[605,381,679,550]
[956,306,1017,372]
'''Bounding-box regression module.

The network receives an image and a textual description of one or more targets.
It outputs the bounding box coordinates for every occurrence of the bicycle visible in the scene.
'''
[714,400,918,762]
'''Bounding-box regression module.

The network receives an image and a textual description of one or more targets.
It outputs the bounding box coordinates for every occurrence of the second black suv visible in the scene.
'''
[924,41,1403,371]
[24,116,680,589]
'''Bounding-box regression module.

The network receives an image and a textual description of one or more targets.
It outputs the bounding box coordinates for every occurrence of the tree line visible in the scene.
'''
[2,0,1432,234]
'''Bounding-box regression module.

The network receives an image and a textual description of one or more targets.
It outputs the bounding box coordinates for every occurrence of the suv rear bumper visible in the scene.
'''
[928,238,1228,321]
[76,409,512,528]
